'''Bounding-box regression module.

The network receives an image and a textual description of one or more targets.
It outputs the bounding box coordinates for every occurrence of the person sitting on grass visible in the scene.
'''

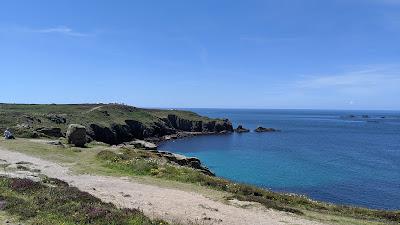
[4,128,15,139]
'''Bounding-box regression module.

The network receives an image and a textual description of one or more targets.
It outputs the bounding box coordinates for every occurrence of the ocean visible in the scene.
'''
[159,109,400,210]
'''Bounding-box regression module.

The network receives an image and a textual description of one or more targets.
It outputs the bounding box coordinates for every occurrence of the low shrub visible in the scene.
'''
[0,176,168,225]
[9,178,41,192]
[97,150,121,162]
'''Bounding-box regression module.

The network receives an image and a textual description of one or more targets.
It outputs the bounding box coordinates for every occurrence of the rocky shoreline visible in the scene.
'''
[147,130,232,145]
[117,132,230,176]
[145,124,281,175]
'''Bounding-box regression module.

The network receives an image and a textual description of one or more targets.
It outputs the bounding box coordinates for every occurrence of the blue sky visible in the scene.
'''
[1,0,400,109]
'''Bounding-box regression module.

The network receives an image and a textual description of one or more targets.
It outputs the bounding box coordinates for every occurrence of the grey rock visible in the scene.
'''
[16,123,30,129]
[126,139,157,150]
[46,113,67,124]
[66,124,87,147]
[156,151,214,176]
[46,140,65,147]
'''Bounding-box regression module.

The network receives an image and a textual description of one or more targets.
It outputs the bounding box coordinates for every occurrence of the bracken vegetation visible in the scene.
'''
[97,149,400,224]
[0,176,168,225]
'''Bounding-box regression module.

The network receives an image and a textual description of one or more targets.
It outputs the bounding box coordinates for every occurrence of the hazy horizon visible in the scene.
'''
[2,102,400,112]
[1,0,400,110]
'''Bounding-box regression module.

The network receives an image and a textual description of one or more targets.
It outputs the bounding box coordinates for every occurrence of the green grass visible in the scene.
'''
[0,103,221,138]
[0,176,168,225]
[146,109,216,122]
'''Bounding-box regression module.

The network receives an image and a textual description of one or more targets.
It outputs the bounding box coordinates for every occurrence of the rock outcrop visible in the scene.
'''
[35,127,64,137]
[254,126,279,132]
[154,151,214,176]
[123,140,157,150]
[46,114,67,124]
[234,125,250,133]
[66,124,87,147]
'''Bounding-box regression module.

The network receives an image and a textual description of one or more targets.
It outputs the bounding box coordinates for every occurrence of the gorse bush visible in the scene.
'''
[0,176,167,225]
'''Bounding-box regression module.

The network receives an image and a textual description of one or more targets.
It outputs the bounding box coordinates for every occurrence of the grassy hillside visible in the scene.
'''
[0,104,153,132]
[0,104,231,143]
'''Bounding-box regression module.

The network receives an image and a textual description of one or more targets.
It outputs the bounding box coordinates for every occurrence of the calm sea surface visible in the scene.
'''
[159,109,400,210]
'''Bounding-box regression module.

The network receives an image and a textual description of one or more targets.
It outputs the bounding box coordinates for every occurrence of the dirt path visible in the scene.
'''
[0,147,326,225]
[86,105,104,113]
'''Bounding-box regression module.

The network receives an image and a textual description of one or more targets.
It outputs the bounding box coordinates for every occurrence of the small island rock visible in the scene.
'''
[254,126,279,132]
[66,124,87,147]
[234,125,250,133]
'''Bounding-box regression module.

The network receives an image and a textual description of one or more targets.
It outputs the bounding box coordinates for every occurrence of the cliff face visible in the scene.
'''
[88,114,233,145]
[165,114,233,133]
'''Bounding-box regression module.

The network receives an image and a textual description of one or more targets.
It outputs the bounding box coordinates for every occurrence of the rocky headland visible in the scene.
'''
[0,103,233,145]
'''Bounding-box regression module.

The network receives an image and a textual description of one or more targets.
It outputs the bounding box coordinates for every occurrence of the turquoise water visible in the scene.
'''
[159,109,400,210]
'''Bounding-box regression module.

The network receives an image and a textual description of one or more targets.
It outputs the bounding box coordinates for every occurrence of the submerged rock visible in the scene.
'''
[66,124,87,147]
[234,125,250,133]
[254,126,279,132]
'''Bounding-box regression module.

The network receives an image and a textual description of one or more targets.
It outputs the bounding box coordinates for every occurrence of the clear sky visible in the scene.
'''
[1,0,399,110]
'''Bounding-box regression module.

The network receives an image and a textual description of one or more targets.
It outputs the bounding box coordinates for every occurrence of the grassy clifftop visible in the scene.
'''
[0,103,233,144]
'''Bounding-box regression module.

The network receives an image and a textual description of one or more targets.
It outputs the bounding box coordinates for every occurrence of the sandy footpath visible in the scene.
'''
[0,147,326,225]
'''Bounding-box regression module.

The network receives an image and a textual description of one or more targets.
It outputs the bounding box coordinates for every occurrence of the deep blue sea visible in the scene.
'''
[159,109,400,210]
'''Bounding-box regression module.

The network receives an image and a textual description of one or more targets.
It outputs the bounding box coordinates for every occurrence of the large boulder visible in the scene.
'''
[66,124,87,147]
